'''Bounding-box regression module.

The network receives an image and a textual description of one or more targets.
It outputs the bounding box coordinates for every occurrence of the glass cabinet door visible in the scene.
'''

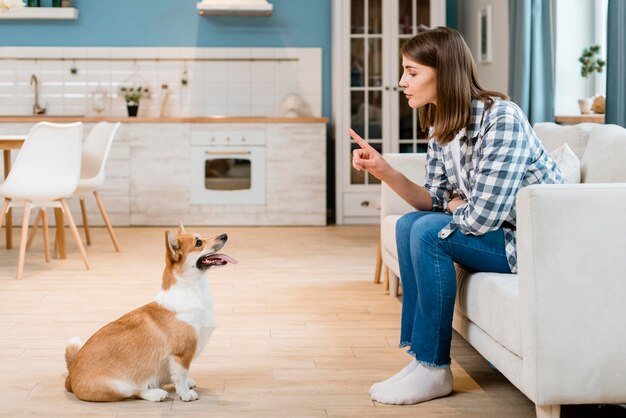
[349,0,384,185]
[397,0,431,153]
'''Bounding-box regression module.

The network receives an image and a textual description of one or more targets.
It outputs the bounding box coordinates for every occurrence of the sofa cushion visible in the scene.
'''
[455,267,522,357]
[533,122,593,159]
[580,124,626,183]
[549,143,581,183]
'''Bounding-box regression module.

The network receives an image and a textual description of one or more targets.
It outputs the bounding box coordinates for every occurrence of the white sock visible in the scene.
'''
[368,359,418,395]
[370,363,453,405]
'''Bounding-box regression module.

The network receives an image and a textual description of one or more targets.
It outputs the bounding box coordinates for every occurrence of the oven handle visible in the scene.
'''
[204,150,251,155]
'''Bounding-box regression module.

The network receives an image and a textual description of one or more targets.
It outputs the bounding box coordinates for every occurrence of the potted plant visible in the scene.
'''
[578,45,606,114]
[119,85,150,117]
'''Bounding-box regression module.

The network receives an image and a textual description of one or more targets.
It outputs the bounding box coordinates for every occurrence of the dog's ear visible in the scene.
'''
[177,221,186,236]
[165,230,180,261]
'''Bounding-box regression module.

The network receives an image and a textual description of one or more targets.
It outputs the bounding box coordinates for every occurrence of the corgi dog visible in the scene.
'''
[64,223,237,402]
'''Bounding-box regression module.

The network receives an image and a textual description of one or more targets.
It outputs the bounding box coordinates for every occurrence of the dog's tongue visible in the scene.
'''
[208,253,238,264]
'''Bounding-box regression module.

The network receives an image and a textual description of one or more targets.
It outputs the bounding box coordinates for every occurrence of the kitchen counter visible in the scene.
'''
[0,115,328,124]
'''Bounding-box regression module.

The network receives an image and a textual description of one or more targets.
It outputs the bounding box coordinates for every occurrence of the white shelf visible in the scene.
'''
[0,7,78,20]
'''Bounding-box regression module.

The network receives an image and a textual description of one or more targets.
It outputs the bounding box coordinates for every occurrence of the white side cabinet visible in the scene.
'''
[333,0,445,224]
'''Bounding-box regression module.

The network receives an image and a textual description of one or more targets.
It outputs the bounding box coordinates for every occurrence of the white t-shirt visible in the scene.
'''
[448,130,470,198]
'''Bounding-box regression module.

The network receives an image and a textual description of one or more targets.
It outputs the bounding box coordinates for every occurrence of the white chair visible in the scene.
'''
[0,122,90,279]
[73,121,121,251]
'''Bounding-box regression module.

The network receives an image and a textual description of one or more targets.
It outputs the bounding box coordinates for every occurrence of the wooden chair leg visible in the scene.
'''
[374,238,382,284]
[54,207,66,259]
[79,196,91,245]
[93,191,120,252]
[17,201,32,279]
[383,267,389,292]
[59,199,90,270]
[26,208,42,250]
[3,151,12,249]
[41,208,50,263]
[0,198,9,246]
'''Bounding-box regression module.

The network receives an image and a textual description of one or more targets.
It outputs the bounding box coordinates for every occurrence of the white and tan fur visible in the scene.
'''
[64,223,236,402]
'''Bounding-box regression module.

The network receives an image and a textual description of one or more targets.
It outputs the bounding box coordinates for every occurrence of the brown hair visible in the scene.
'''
[400,27,508,144]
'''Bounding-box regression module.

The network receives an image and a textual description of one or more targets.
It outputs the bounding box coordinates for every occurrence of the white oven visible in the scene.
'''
[190,130,266,205]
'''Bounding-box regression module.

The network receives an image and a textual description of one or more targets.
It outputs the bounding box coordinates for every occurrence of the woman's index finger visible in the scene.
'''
[349,129,371,149]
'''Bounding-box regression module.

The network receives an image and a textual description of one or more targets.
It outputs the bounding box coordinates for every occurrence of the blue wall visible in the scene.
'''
[0,0,333,118]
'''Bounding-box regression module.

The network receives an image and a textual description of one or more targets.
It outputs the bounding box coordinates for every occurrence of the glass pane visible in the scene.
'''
[350,39,365,87]
[350,91,365,135]
[399,0,413,34]
[399,142,415,153]
[398,88,414,140]
[368,91,383,140]
[368,143,382,184]
[351,0,365,34]
[367,38,382,87]
[350,144,365,184]
[416,0,429,27]
[368,0,382,34]
[205,158,251,190]
[398,38,407,80]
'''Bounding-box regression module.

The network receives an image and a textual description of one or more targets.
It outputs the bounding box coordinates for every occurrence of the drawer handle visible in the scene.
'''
[205,150,251,155]
[360,200,370,207]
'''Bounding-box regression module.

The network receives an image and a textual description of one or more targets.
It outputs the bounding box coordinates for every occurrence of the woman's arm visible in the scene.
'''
[350,129,433,211]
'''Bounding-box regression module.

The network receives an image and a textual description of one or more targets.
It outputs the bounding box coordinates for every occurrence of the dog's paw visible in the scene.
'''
[140,388,169,402]
[187,377,197,389]
[179,389,199,402]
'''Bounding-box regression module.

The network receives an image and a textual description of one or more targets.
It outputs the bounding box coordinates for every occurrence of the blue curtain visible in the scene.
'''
[606,0,626,127]
[508,0,554,125]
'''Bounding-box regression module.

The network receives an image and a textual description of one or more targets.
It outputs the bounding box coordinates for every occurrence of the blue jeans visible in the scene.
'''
[396,211,512,367]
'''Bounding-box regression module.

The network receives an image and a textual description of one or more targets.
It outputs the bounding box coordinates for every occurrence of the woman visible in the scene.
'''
[351,27,564,405]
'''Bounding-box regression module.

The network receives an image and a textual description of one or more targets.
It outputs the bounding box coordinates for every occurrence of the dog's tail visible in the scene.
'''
[64,336,83,392]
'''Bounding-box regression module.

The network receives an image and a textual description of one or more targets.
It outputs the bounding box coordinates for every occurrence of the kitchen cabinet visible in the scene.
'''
[333,0,445,224]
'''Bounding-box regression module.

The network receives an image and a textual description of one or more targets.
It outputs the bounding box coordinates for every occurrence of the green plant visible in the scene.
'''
[119,85,150,105]
[579,45,606,78]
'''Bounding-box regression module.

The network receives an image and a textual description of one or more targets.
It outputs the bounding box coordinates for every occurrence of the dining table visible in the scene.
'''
[0,135,67,258]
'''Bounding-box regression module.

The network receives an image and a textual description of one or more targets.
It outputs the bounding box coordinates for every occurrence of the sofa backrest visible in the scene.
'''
[580,124,626,183]
[533,122,594,159]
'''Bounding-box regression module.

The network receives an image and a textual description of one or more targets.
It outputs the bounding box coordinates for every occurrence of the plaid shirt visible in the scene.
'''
[424,98,564,273]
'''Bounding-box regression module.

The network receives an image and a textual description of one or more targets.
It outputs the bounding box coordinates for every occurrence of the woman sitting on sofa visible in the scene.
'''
[350,27,564,405]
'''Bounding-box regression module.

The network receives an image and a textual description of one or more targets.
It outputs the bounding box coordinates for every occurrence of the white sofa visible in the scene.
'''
[380,123,626,418]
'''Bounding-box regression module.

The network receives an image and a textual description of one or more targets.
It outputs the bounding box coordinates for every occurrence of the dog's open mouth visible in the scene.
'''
[197,253,238,269]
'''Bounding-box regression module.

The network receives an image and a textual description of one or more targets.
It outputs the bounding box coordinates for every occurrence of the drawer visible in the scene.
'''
[343,192,381,217]
[191,130,266,146]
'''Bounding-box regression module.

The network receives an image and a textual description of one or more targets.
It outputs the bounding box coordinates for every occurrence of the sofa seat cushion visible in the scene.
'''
[455,267,522,357]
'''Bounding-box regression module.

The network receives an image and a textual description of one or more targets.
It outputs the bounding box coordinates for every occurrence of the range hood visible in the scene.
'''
[197,0,273,16]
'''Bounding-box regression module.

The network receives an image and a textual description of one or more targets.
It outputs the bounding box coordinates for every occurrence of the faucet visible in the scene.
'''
[30,74,47,115]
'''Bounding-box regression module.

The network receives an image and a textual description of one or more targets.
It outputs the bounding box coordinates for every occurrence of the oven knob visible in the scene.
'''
[242,137,246,142]
[226,137,230,142]
[211,137,215,142]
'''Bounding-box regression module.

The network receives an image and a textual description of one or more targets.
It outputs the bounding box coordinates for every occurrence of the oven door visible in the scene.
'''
[190,146,266,205]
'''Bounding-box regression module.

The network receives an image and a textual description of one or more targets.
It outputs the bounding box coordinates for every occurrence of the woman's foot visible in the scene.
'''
[370,363,453,405]
[368,359,418,395]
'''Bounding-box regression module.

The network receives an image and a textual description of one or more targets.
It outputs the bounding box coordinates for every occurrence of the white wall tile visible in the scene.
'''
[1,46,322,118]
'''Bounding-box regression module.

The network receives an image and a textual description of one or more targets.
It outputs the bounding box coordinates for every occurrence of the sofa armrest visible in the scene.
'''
[381,153,427,220]
[516,183,626,404]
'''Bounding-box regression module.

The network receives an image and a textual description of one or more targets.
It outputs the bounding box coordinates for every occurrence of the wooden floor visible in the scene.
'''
[0,226,624,418]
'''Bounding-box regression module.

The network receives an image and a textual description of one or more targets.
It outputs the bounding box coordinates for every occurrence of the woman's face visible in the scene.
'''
[398,56,437,108]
